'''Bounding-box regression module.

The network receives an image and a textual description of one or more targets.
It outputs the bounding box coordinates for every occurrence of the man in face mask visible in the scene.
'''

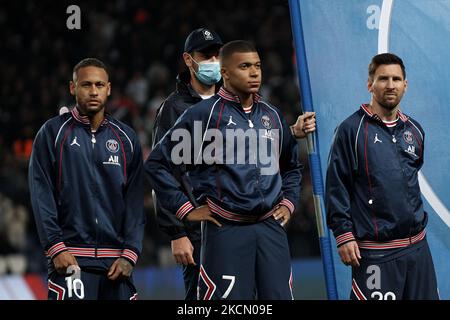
[150,27,223,300]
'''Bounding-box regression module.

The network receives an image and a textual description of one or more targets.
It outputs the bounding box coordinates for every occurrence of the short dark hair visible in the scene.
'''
[219,40,257,64]
[73,58,109,80]
[368,53,406,80]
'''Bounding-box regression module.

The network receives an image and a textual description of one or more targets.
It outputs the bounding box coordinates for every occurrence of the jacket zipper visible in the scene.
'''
[245,104,265,205]
[91,132,98,257]
[229,101,266,205]
[390,125,414,243]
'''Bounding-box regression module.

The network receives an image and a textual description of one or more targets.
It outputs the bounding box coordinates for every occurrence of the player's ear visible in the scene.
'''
[367,77,373,92]
[107,82,111,96]
[183,52,193,68]
[69,81,76,96]
[221,66,229,81]
[404,79,408,92]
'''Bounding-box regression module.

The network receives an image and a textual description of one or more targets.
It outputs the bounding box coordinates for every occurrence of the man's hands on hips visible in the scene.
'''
[172,236,196,266]
[108,257,133,280]
[186,205,222,227]
[338,241,361,267]
[53,251,78,275]
[273,205,292,226]
[291,112,316,139]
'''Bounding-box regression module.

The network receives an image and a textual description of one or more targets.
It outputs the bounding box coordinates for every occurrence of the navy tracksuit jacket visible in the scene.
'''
[146,87,302,224]
[326,104,428,248]
[325,104,439,300]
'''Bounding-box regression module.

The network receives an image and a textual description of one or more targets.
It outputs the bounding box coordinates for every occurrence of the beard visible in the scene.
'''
[77,99,105,116]
[379,100,398,110]
[377,92,403,111]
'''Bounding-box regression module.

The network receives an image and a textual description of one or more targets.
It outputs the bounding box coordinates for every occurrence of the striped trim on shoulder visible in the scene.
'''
[335,232,356,247]
[360,104,408,123]
[218,87,262,104]
[218,87,238,102]
[397,110,408,122]
[360,104,373,117]
[71,107,108,126]
[176,201,195,220]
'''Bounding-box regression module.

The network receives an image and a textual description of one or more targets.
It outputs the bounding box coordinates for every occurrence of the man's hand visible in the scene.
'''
[273,205,292,226]
[53,251,78,275]
[108,257,133,281]
[172,236,196,266]
[185,205,222,227]
[290,112,316,138]
[338,241,361,267]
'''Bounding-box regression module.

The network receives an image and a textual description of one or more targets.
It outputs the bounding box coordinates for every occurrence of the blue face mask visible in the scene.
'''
[191,56,221,85]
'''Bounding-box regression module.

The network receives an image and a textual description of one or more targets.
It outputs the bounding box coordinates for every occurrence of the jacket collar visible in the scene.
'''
[360,103,408,123]
[71,106,109,126]
[218,87,261,105]
[176,71,201,99]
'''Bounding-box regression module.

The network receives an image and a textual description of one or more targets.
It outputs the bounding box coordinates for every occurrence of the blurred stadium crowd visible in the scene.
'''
[0,0,319,274]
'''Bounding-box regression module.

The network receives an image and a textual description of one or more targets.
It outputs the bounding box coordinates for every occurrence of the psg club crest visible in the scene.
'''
[106,139,119,153]
[403,131,414,144]
[261,115,272,130]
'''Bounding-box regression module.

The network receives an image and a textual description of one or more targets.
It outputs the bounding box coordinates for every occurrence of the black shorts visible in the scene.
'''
[198,217,293,300]
[350,238,439,300]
